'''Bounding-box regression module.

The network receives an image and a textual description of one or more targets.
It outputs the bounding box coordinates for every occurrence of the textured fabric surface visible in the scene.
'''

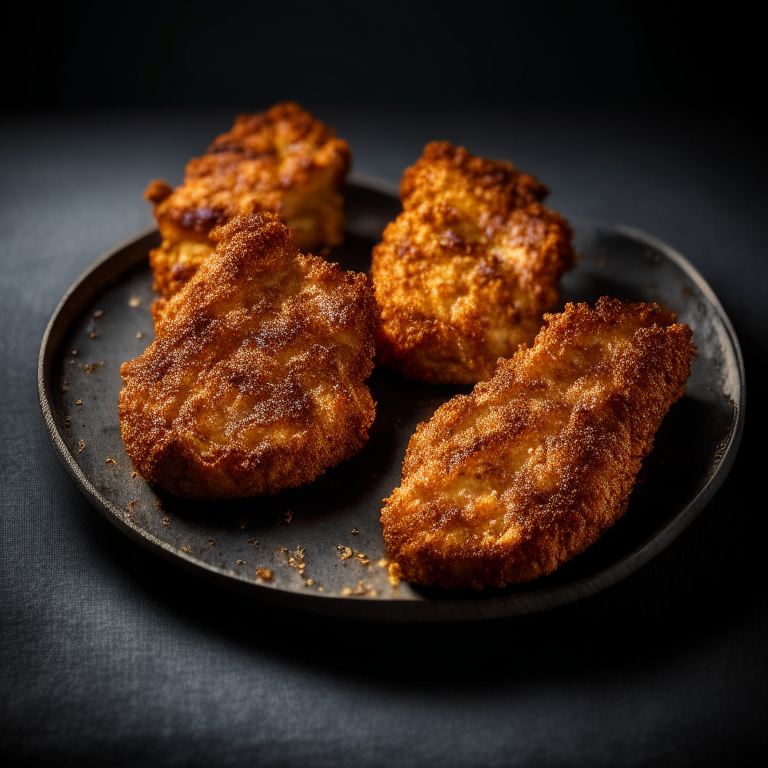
[1,107,766,767]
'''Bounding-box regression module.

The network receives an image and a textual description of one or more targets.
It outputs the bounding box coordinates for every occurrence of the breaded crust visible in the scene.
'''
[145,103,351,298]
[371,141,576,384]
[381,298,696,589]
[119,213,376,499]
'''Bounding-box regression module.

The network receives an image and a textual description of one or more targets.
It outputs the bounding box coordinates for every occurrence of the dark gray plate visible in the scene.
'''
[39,177,745,622]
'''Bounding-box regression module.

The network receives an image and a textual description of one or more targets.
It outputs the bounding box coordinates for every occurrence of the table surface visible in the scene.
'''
[1,106,766,767]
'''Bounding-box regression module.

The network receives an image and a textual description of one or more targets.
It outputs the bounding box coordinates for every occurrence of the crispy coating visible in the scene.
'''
[372,141,576,384]
[119,213,376,499]
[381,298,696,589]
[145,103,351,298]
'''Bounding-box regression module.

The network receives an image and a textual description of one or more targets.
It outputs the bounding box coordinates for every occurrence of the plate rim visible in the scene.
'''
[38,179,746,622]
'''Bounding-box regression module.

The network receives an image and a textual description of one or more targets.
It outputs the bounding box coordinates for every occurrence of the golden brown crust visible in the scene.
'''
[372,141,575,384]
[146,103,351,298]
[119,212,376,499]
[381,297,697,589]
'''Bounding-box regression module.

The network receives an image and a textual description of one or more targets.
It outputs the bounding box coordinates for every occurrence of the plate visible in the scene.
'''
[38,177,745,621]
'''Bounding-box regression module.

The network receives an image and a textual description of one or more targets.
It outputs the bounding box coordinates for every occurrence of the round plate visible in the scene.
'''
[38,177,745,621]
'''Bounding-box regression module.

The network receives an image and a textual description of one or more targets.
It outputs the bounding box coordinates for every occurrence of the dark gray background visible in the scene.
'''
[2,3,766,766]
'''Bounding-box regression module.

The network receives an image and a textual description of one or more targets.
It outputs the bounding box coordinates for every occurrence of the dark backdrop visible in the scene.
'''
[6,1,761,110]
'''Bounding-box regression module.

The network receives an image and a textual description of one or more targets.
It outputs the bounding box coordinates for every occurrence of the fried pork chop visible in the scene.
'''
[119,213,376,499]
[145,103,351,298]
[372,141,576,384]
[381,298,696,589]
